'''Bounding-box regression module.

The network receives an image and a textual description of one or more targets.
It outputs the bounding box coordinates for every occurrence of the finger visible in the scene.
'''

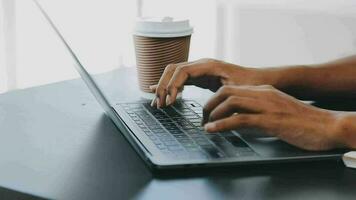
[156,62,192,107]
[149,85,158,93]
[208,96,264,122]
[155,64,177,108]
[149,85,158,107]
[166,61,222,105]
[202,86,260,124]
[204,114,273,134]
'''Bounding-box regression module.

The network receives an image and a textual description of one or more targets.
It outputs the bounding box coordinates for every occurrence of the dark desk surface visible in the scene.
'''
[0,68,356,200]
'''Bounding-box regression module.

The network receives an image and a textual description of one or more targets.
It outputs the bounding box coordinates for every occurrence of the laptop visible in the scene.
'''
[34,0,345,170]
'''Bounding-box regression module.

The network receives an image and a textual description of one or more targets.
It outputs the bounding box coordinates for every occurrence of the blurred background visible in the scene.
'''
[1,0,356,93]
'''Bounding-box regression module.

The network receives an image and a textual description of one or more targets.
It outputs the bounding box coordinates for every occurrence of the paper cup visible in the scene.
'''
[133,17,193,96]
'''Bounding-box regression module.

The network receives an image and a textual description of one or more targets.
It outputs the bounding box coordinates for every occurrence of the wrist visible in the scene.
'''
[333,113,356,149]
[232,64,314,91]
[264,65,310,90]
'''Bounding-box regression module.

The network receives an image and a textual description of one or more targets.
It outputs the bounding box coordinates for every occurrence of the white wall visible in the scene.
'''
[15,0,138,90]
[217,0,356,67]
[1,0,17,92]
[0,1,5,92]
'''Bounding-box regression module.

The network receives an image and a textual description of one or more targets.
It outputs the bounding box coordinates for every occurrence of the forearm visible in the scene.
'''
[264,55,356,100]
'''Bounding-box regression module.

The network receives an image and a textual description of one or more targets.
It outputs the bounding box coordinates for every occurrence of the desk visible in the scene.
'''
[0,68,355,200]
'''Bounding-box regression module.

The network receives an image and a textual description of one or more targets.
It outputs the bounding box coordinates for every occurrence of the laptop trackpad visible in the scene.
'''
[236,128,329,158]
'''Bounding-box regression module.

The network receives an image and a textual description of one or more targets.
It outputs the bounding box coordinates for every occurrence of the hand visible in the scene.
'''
[202,85,343,151]
[150,58,273,108]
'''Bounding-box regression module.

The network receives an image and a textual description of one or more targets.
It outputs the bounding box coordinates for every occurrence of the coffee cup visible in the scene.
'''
[133,17,193,98]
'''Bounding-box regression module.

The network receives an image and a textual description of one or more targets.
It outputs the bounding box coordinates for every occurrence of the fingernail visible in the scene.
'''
[166,95,171,106]
[150,97,156,107]
[204,123,216,132]
[156,98,160,109]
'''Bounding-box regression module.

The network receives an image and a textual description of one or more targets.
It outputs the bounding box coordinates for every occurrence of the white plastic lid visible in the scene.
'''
[134,17,193,38]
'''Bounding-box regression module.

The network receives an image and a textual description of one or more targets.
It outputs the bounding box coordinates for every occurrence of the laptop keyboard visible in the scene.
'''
[120,100,256,159]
